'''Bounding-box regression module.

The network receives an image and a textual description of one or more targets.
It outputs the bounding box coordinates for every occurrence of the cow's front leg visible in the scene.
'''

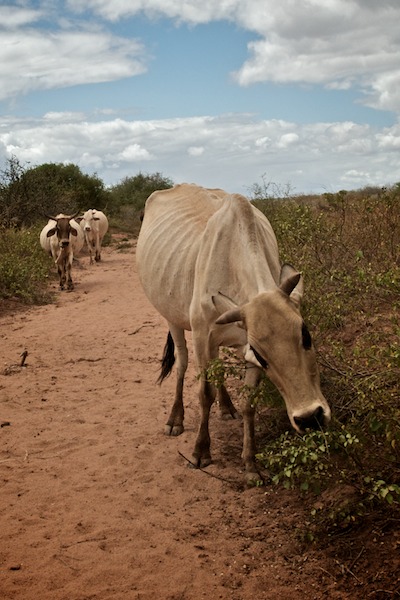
[66,262,74,290]
[241,364,262,483]
[58,265,66,290]
[192,379,215,468]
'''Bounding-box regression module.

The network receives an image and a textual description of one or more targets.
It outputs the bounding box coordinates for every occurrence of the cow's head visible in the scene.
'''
[215,264,331,433]
[82,209,100,232]
[46,212,79,248]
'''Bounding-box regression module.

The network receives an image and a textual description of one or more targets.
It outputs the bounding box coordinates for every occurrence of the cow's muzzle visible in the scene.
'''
[294,406,327,432]
[60,241,70,248]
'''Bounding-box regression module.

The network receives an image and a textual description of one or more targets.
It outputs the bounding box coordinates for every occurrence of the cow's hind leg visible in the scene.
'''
[218,385,239,420]
[161,325,188,437]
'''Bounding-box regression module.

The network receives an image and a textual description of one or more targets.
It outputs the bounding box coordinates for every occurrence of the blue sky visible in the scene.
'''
[1,1,400,195]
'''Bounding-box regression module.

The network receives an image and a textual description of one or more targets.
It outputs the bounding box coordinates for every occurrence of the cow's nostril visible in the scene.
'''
[294,406,325,431]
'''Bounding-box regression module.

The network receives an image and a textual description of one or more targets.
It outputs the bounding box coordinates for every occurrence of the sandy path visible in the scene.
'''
[0,240,388,599]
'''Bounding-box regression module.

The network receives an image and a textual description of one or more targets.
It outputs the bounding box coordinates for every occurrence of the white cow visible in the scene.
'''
[40,213,84,291]
[80,209,108,263]
[136,184,331,482]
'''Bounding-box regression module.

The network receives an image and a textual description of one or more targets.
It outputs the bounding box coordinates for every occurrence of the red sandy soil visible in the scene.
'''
[0,237,399,600]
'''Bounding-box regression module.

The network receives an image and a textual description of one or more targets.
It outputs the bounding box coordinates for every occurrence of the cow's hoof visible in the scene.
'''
[164,424,184,436]
[189,455,212,469]
[220,408,240,421]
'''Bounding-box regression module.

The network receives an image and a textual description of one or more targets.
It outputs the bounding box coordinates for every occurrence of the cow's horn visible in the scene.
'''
[215,308,243,325]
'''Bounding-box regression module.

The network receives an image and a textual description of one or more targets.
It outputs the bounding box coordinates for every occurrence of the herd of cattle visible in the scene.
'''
[39,208,109,290]
[38,185,331,482]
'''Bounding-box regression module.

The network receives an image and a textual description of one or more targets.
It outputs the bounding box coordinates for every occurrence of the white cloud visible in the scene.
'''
[188,146,204,156]
[67,0,239,24]
[277,133,299,149]
[0,5,42,28]
[116,144,152,161]
[67,0,400,114]
[1,1,400,115]
[0,26,147,101]
[1,1,400,196]
[1,112,400,194]
[44,111,86,122]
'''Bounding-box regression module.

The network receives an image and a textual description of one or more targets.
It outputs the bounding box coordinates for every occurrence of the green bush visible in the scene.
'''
[249,184,400,524]
[0,226,53,304]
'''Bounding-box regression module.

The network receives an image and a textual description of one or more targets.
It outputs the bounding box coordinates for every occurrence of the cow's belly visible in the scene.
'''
[136,216,202,331]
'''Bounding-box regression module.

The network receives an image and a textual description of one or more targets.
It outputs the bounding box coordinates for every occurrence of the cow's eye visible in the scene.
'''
[302,323,312,350]
[250,345,269,369]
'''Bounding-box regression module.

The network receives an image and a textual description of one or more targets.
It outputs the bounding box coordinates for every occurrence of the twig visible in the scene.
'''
[60,535,107,549]
[55,555,80,572]
[318,566,337,581]
[20,350,28,367]
[129,323,156,335]
[349,546,365,571]
[368,591,400,597]
[335,558,363,584]
[177,450,241,489]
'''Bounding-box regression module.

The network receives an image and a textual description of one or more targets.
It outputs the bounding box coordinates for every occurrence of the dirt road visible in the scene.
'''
[0,239,397,599]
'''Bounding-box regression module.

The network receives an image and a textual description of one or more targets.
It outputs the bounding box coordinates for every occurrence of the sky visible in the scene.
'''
[1,1,400,196]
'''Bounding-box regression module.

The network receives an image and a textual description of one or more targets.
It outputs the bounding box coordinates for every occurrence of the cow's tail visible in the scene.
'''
[157,331,175,384]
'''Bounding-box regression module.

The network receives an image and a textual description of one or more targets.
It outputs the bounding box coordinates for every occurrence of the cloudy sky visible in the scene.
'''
[1,1,400,195]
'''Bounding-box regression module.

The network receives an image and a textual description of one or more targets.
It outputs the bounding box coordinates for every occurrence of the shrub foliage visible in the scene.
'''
[249,184,400,527]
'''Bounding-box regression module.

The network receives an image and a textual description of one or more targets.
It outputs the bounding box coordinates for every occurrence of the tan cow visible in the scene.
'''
[40,213,84,291]
[136,184,331,481]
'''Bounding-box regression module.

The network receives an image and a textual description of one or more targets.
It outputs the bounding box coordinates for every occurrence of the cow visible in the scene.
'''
[40,213,84,291]
[80,209,109,264]
[136,184,331,482]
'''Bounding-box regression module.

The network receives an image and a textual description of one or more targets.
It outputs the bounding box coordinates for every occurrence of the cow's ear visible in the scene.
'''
[279,263,303,305]
[46,227,56,237]
[70,227,78,236]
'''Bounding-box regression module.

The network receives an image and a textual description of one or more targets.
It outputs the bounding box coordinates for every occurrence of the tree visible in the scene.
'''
[0,158,109,227]
[108,172,173,216]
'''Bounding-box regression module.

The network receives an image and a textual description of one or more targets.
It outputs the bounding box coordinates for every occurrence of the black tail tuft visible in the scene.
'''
[157,331,175,384]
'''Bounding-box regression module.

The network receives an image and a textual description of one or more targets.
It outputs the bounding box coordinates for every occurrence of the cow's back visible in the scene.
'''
[39,220,56,254]
[70,219,85,254]
[137,184,227,328]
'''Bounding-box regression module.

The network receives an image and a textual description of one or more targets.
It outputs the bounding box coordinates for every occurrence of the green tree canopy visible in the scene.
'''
[108,172,173,215]
[0,157,109,227]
